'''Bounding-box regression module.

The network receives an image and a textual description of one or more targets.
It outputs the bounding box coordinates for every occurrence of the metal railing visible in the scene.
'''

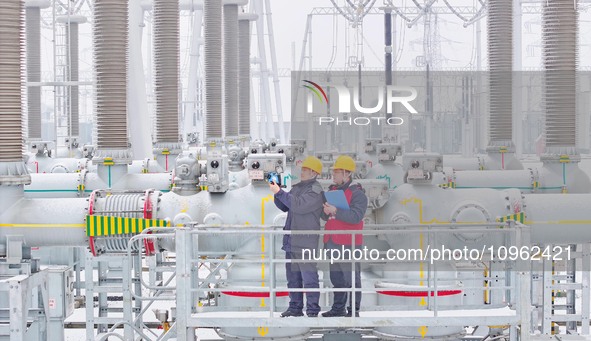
[145,221,532,341]
[108,221,533,340]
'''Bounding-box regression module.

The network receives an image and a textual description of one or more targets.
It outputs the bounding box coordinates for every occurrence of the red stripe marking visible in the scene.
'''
[88,190,96,215]
[377,290,462,297]
[88,191,96,255]
[143,190,155,256]
[221,291,289,298]
[89,236,96,256]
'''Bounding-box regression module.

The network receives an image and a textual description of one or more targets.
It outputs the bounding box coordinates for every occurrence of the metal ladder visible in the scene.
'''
[85,253,143,341]
[541,244,591,335]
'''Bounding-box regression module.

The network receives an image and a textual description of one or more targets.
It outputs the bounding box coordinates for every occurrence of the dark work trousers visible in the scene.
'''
[325,240,362,312]
[285,251,320,314]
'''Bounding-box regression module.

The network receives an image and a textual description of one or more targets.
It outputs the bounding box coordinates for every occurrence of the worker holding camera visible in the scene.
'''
[270,156,324,317]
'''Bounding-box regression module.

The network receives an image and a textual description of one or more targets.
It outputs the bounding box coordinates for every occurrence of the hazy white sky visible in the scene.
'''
[270,0,487,70]
[267,0,591,71]
[37,0,591,134]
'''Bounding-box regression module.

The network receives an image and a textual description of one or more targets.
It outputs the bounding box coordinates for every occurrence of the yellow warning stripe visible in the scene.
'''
[0,223,84,228]
[86,215,169,237]
[496,212,525,224]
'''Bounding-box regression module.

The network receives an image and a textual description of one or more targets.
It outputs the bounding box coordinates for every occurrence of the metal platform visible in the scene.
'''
[190,308,518,328]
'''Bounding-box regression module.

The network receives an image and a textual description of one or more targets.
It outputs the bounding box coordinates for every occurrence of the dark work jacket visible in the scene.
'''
[274,178,324,253]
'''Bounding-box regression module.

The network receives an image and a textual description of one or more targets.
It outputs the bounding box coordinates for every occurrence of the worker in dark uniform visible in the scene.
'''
[321,155,368,317]
[271,156,324,317]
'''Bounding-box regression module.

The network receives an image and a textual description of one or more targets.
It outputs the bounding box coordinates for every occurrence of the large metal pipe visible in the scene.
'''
[487,0,513,147]
[93,0,130,159]
[153,0,180,144]
[381,184,591,246]
[204,0,223,140]
[374,159,591,194]
[238,13,256,138]
[442,169,539,191]
[24,172,172,198]
[0,185,283,249]
[0,198,88,249]
[24,155,167,175]
[542,0,577,154]
[5,183,591,249]
[56,14,86,141]
[442,166,591,194]
[183,7,203,143]
[223,2,239,138]
[129,0,153,160]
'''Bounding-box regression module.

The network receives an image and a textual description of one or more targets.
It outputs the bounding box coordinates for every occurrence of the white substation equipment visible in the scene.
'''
[1,0,591,340]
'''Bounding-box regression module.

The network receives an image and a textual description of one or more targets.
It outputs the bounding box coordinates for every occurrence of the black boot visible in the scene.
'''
[321,309,347,317]
[281,310,304,317]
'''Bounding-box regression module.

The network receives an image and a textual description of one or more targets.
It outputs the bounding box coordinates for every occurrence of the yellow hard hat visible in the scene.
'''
[334,155,356,172]
[301,156,323,174]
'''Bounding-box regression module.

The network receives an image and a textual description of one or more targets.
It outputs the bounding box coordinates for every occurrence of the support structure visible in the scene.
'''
[85,253,141,340]
[251,0,285,142]
[540,244,591,335]
[183,8,204,146]
[55,14,86,157]
[128,0,154,160]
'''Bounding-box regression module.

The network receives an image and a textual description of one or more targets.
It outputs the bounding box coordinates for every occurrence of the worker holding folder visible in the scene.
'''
[321,155,368,318]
